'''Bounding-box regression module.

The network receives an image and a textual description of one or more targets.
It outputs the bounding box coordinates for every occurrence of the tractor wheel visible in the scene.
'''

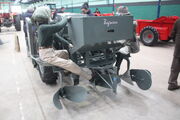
[140,26,158,46]
[37,65,57,84]
[14,15,21,31]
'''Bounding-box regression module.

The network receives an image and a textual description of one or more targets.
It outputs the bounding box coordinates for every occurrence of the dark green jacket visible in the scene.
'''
[38,18,68,47]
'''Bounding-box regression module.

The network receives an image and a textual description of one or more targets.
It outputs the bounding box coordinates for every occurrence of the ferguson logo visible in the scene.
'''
[104,19,118,27]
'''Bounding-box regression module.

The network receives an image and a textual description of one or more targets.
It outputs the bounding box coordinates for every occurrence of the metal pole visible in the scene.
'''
[9,2,11,13]
[71,0,73,12]
[61,0,62,7]
[107,0,110,5]
[112,0,115,13]
[157,0,161,18]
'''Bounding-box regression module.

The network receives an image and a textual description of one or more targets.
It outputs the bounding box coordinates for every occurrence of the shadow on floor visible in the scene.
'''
[60,84,149,118]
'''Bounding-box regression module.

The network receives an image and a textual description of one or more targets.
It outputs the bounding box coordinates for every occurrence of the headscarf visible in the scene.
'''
[32,6,52,23]
[116,6,130,16]
[81,2,89,10]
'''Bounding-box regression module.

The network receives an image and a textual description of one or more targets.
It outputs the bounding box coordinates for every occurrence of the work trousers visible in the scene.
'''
[168,57,180,85]
[39,48,92,80]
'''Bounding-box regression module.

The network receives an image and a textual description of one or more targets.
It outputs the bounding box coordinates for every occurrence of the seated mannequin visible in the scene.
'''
[115,6,139,54]
[32,6,92,81]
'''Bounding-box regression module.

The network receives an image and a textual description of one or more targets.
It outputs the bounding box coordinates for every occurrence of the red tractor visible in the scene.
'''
[0,2,21,32]
[136,16,179,46]
[0,12,21,32]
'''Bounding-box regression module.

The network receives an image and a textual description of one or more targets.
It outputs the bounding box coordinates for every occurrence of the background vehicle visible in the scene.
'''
[0,4,22,32]
[136,16,179,46]
[0,12,21,32]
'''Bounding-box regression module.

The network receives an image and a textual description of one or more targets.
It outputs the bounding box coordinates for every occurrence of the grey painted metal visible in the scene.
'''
[25,18,38,56]
[53,86,88,109]
[62,86,88,102]
[90,71,121,93]
[23,14,152,108]
[68,16,134,53]
[130,69,152,90]
[53,71,64,109]
[53,89,63,109]
[120,71,134,85]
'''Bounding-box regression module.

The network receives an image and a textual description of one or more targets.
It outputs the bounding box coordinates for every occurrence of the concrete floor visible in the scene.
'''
[0,27,180,120]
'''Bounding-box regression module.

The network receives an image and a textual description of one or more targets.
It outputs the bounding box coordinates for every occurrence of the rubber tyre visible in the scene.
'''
[37,65,57,84]
[140,26,158,46]
[14,15,21,31]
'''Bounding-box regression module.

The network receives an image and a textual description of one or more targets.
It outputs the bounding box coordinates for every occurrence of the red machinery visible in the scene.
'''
[136,16,179,46]
[94,13,114,16]
[0,12,21,32]
[0,2,21,32]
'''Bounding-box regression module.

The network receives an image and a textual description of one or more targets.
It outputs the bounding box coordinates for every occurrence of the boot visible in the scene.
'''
[168,84,180,91]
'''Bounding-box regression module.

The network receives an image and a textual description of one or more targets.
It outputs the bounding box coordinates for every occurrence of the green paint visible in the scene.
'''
[128,4,180,19]
[161,4,180,17]
[65,4,180,20]
[18,0,180,20]
[128,5,157,20]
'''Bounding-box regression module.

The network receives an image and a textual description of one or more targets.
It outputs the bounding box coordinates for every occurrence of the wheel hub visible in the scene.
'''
[148,34,153,39]
[143,30,154,43]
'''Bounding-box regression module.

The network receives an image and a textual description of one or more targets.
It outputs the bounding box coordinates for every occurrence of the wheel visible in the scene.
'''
[37,65,57,84]
[140,26,158,46]
[14,15,21,31]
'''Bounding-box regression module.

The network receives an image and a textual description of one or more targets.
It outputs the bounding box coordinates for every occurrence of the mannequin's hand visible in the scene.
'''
[119,46,129,55]
[67,16,72,22]
[69,43,73,48]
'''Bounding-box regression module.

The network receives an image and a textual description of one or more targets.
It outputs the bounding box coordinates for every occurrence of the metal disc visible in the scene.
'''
[130,69,152,90]
[53,89,63,109]
[63,86,88,102]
